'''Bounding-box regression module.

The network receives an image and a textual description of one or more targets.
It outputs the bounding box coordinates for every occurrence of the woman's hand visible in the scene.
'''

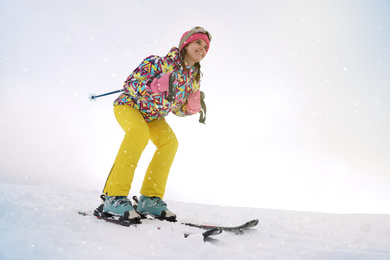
[187,90,201,114]
[150,72,177,102]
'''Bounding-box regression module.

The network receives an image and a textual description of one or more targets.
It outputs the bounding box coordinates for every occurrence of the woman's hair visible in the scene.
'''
[180,49,201,83]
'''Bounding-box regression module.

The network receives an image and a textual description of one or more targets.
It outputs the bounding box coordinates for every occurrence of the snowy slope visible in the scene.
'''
[0,182,390,260]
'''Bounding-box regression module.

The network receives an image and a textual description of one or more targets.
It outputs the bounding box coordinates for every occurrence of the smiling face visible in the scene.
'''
[183,39,208,67]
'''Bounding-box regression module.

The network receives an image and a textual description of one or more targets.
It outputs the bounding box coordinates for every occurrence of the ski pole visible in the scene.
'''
[88,89,124,102]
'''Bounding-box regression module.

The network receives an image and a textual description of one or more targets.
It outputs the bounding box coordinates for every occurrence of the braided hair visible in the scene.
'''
[180,49,201,83]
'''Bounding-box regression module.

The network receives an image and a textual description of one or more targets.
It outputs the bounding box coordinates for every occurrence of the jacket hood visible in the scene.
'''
[167,47,183,67]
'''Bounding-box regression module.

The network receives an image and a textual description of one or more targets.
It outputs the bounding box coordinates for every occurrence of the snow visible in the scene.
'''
[1,182,390,260]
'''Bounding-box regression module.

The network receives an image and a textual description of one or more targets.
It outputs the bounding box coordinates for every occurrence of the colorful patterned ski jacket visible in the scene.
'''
[114,47,200,122]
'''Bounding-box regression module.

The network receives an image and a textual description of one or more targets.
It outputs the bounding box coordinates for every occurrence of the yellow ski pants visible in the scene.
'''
[103,105,178,199]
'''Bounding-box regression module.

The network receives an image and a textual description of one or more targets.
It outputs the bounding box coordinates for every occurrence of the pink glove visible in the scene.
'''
[150,72,172,93]
[187,90,201,114]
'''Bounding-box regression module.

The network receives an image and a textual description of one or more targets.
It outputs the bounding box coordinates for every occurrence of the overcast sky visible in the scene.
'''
[1,0,390,214]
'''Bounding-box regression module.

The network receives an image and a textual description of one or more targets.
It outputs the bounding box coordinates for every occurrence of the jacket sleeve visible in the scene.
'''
[171,103,191,117]
[123,55,165,97]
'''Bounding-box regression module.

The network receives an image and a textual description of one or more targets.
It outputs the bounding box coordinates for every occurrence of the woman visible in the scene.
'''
[100,27,211,222]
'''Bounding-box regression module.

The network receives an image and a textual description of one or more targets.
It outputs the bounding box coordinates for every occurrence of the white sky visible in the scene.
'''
[1,0,390,214]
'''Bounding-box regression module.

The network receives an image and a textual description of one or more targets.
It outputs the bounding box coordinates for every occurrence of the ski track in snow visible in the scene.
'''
[0,182,390,260]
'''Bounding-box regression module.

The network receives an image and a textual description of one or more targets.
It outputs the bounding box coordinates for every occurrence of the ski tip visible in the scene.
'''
[203,228,223,238]
[247,219,259,227]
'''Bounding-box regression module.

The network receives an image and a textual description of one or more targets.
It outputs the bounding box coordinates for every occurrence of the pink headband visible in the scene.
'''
[179,28,211,53]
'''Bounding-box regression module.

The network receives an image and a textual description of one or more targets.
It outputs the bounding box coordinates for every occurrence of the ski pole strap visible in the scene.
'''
[199,91,206,124]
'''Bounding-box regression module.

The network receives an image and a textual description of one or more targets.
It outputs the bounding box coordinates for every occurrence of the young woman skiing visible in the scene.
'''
[100,27,212,222]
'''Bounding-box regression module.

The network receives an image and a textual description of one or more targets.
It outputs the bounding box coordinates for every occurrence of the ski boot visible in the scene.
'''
[136,195,177,222]
[98,195,141,222]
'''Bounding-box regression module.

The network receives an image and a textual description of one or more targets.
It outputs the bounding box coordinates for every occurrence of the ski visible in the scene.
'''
[183,219,259,234]
[78,195,258,242]
[78,210,222,241]
[131,196,259,233]
[86,208,140,227]
[79,209,258,234]
[78,209,258,236]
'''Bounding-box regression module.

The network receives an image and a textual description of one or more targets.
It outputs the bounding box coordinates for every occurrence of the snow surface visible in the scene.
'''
[1,182,390,260]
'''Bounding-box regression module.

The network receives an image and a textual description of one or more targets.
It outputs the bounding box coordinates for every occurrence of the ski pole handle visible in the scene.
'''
[166,73,177,102]
[88,89,124,102]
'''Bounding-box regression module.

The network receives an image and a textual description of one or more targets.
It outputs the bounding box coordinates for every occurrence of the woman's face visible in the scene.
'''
[183,39,208,67]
